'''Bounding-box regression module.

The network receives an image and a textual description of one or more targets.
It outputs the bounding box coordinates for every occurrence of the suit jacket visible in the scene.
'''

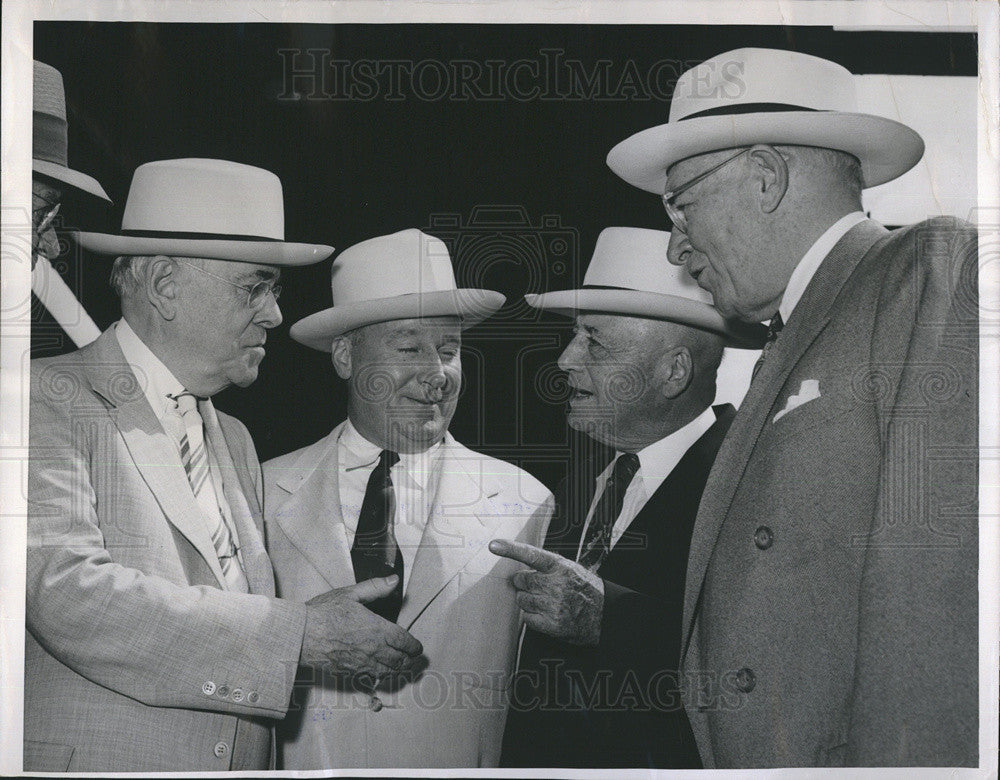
[501,405,735,769]
[682,218,978,767]
[262,421,553,769]
[24,328,306,773]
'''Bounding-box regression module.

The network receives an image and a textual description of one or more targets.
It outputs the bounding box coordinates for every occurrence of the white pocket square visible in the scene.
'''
[773,379,821,423]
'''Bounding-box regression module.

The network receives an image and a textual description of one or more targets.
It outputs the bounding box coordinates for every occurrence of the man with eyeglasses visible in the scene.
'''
[25,158,423,772]
[608,49,978,768]
[31,60,112,348]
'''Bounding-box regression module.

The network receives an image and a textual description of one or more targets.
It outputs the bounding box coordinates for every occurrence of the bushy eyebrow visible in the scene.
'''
[237,268,280,284]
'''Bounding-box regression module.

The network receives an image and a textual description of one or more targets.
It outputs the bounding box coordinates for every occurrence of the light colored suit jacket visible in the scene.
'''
[682,218,978,767]
[263,421,553,769]
[24,328,306,773]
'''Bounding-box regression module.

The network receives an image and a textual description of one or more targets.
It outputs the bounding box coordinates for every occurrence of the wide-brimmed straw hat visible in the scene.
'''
[607,48,924,194]
[76,158,333,265]
[33,61,110,202]
[525,227,765,348]
[291,228,506,352]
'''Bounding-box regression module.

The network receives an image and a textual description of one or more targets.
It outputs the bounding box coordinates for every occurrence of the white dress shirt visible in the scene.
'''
[778,211,867,324]
[114,318,241,557]
[337,419,444,592]
[576,406,716,560]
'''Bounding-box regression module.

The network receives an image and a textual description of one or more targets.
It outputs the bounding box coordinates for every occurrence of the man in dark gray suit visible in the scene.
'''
[607,47,978,768]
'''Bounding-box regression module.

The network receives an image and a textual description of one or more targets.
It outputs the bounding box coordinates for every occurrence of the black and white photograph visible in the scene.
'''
[1,0,997,776]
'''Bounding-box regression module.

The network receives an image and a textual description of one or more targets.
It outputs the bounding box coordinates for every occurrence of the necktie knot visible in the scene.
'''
[766,312,785,344]
[170,392,201,419]
[380,449,400,470]
[610,452,640,489]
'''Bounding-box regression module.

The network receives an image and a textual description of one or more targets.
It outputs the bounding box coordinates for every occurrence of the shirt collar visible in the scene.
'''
[114,318,187,420]
[339,417,443,490]
[778,211,867,324]
[606,405,717,489]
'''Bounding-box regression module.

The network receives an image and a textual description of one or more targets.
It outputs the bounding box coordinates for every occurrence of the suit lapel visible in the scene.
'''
[397,439,503,629]
[271,423,356,590]
[201,400,274,596]
[82,330,228,589]
[681,221,889,657]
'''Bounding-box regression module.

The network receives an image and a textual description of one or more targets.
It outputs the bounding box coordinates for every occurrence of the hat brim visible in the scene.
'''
[525,289,766,349]
[607,111,924,194]
[290,289,507,351]
[74,231,333,266]
[33,159,112,202]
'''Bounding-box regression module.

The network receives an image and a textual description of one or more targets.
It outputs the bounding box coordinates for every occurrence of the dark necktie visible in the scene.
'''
[577,452,640,571]
[751,311,785,380]
[350,449,403,621]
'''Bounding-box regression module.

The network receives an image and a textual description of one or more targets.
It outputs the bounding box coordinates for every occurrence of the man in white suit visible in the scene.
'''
[25,159,423,773]
[263,228,553,769]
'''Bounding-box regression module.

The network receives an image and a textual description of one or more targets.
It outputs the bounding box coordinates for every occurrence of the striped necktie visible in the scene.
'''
[578,452,640,571]
[171,393,249,592]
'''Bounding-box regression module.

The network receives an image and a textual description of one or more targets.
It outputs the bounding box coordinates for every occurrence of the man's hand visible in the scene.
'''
[489,538,604,647]
[300,576,423,680]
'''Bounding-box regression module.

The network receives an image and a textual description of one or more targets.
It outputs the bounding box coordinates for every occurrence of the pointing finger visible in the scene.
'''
[489,538,560,573]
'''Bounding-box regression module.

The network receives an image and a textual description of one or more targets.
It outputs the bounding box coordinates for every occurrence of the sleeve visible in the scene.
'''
[846,219,979,766]
[25,386,308,719]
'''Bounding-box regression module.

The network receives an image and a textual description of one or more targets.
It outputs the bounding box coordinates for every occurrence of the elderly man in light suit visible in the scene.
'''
[608,48,978,767]
[262,228,553,769]
[25,159,423,773]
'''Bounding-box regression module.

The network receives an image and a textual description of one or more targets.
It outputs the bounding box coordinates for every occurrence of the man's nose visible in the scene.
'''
[255,292,283,329]
[666,228,690,267]
[557,334,584,372]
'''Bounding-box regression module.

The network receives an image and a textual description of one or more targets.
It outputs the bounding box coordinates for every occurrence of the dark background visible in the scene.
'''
[32,22,977,489]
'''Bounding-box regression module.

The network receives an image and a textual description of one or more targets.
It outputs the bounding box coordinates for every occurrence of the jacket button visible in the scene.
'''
[735,667,756,693]
[231,688,244,702]
[202,681,216,695]
[213,741,229,758]
[753,526,774,550]
[217,685,230,698]
[247,691,259,703]
[369,696,384,712]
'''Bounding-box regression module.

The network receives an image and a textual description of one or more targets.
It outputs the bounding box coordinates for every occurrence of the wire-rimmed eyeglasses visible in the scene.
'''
[175,259,282,309]
[662,147,750,233]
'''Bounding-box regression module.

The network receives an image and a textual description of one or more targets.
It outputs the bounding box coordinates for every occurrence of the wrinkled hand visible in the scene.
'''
[300,576,423,680]
[489,539,604,647]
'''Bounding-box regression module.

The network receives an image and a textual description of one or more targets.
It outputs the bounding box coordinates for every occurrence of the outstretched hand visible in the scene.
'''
[300,576,423,681]
[489,539,604,647]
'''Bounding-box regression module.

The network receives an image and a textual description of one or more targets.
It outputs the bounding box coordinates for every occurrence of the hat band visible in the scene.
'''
[679,102,819,121]
[581,284,640,291]
[120,229,281,242]
[33,111,68,166]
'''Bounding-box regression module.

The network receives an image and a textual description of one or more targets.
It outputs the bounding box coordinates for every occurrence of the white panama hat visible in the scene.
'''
[33,61,111,202]
[290,228,506,352]
[76,158,333,266]
[525,227,765,349]
[607,48,924,194]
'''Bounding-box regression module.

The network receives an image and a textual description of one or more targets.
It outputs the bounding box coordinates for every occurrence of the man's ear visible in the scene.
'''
[147,256,178,320]
[747,144,788,214]
[657,345,693,399]
[331,336,353,379]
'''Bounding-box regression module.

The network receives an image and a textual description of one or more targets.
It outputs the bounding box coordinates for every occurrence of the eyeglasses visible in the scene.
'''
[662,147,750,234]
[175,259,282,309]
[33,197,61,237]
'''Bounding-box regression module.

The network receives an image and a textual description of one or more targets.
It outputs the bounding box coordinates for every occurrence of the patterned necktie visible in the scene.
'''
[350,450,403,621]
[171,393,249,593]
[577,452,640,571]
[751,311,785,380]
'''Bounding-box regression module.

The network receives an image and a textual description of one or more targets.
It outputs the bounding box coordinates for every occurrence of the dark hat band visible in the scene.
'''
[33,110,68,166]
[680,102,819,121]
[120,229,282,242]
